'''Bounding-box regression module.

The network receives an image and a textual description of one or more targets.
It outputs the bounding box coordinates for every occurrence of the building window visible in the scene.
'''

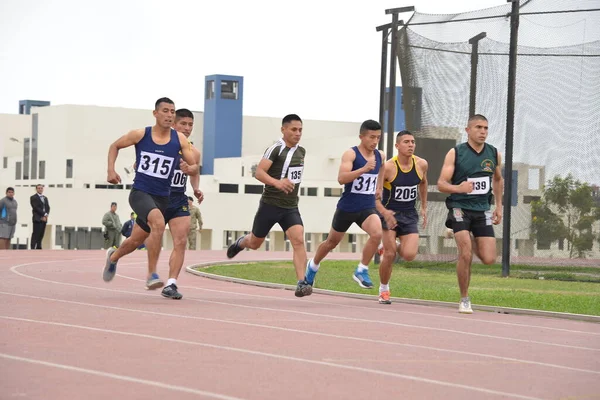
[219,184,239,193]
[66,159,73,178]
[221,80,239,100]
[3,157,7,169]
[307,187,318,196]
[324,188,343,197]
[84,183,90,188]
[31,114,39,179]
[66,184,72,188]
[245,184,263,194]
[23,138,30,180]
[205,80,215,99]
[39,161,46,179]
[15,162,22,180]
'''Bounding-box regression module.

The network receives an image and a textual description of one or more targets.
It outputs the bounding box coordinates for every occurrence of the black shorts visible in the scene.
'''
[251,201,303,238]
[380,209,419,237]
[331,208,378,233]
[129,188,169,233]
[164,193,190,224]
[445,208,495,238]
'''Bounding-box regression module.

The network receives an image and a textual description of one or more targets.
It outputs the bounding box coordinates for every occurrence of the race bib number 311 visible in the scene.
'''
[138,151,174,179]
[467,176,490,195]
[351,173,378,195]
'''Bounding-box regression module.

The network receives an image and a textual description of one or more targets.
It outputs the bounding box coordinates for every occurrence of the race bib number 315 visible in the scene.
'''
[351,173,378,195]
[138,151,174,179]
[467,176,490,195]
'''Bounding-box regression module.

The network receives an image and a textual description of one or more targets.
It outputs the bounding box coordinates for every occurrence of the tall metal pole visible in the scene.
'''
[468,32,486,117]
[376,23,391,152]
[386,13,399,160]
[502,0,520,277]
[385,6,414,160]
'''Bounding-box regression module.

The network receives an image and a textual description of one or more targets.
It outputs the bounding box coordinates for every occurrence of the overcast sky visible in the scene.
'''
[0,0,506,122]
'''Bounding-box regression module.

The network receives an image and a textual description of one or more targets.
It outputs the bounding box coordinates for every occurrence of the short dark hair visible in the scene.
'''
[111,202,117,207]
[468,114,488,124]
[282,114,302,126]
[155,97,174,110]
[6,187,14,193]
[176,108,194,121]
[359,119,382,135]
[396,130,413,141]
[36,184,44,189]
[130,212,135,216]
[187,196,194,201]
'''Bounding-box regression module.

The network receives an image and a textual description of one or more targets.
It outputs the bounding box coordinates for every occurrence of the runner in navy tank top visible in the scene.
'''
[304,120,386,290]
[161,108,203,300]
[375,130,429,304]
[103,97,197,294]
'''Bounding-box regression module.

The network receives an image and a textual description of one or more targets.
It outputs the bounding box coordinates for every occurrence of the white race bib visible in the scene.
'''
[468,176,490,195]
[137,151,175,179]
[351,173,378,195]
[394,185,418,202]
[171,170,187,188]
[287,166,303,184]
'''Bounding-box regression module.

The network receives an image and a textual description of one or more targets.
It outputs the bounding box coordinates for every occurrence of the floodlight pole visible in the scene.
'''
[376,22,392,152]
[384,6,414,159]
[502,0,520,277]
[468,32,486,117]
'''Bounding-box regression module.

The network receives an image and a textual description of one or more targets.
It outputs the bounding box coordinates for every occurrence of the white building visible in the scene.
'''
[2,77,597,260]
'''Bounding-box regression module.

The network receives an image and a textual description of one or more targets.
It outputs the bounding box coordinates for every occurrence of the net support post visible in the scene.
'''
[468,32,486,117]
[376,23,392,152]
[502,0,520,277]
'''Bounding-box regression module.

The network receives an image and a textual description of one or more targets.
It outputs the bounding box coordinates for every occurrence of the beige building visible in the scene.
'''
[2,99,597,260]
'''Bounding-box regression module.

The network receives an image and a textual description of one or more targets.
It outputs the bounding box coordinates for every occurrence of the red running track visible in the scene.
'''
[0,250,598,400]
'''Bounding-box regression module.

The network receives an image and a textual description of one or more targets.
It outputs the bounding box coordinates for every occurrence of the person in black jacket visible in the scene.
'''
[30,184,50,249]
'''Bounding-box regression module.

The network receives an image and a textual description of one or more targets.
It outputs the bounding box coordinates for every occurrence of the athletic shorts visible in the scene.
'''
[164,193,190,224]
[251,201,303,238]
[445,208,495,238]
[129,188,169,233]
[380,209,419,237]
[331,208,378,233]
[0,223,16,239]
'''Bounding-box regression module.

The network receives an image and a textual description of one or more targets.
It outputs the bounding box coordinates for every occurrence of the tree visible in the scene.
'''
[531,174,600,258]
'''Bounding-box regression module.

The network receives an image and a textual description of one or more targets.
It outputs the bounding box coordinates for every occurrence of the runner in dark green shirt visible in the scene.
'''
[226,114,312,298]
[438,114,504,314]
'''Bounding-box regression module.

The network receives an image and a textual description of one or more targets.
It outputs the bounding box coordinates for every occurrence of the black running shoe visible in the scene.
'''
[295,280,313,297]
[161,283,183,300]
[226,237,244,259]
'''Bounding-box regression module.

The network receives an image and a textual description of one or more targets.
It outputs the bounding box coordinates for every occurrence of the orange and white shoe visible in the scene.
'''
[378,291,392,305]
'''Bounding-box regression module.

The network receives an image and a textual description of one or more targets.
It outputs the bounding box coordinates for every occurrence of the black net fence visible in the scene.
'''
[393,0,600,266]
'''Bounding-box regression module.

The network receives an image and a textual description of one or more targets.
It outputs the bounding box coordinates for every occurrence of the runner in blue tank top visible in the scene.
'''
[304,120,386,289]
[161,108,203,300]
[375,130,429,304]
[103,97,196,292]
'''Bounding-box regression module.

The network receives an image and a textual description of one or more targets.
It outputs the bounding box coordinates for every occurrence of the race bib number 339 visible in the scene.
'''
[138,151,175,179]
[351,173,378,195]
[467,176,490,195]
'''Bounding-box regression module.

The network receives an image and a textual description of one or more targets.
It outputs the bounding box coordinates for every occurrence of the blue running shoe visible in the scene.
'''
[353,267,373,289]
[305,258,319,286]
[146,273,164,290]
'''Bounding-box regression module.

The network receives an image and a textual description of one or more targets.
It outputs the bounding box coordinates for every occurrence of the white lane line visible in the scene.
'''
[2,294,598,376]
[8,260,600,352]
[0,316,545,400]
[0,352,246,400]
